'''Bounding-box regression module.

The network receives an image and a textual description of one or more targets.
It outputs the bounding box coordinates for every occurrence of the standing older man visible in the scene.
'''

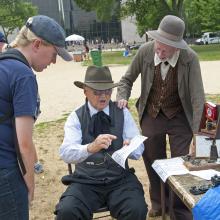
[55,66,148,220]
[117,15,205,219]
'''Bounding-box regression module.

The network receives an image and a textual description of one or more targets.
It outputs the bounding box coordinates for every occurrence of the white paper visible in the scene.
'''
[152,157,220,182]
[190,169,220,180]
[111,135,147,168]
[196,135,220,157]
[152,157,189,182]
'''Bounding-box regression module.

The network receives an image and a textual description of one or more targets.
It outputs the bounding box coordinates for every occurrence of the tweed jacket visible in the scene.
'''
[116,41,205,133]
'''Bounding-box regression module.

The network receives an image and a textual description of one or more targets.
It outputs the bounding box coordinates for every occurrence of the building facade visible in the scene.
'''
[121,16,146,44]
[26,0,123,43]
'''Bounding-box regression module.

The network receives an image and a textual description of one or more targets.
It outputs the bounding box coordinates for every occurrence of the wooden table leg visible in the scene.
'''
[160,180,166,220]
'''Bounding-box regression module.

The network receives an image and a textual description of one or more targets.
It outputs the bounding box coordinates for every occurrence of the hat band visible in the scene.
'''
[85,81,113,83]
[158,28,182,42]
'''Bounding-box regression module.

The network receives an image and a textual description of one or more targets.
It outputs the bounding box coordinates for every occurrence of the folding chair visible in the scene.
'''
[67,164,111,220]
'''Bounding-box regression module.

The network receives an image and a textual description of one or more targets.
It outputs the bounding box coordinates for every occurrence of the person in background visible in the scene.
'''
[123,43,131,57]
[116,15,205,220]
[0,31,7,52]
[55,66,148,220]
[97,43,102,52]
[0,15,72,220]
[83,41,90,60]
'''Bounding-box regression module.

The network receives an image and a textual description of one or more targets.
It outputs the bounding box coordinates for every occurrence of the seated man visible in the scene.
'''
[55,66,148,220]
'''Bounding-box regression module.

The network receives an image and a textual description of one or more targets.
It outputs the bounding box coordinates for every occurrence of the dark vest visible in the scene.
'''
[146,63,183,119]
[74,101,128,184]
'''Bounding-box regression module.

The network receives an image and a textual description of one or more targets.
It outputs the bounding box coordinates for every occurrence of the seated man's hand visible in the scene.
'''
[87,134,117,153]
[117,99,128,109]
[189,136,196,157]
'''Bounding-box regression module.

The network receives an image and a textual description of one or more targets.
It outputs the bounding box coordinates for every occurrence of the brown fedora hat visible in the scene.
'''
[147,15,188,49]
[74,66,120,90]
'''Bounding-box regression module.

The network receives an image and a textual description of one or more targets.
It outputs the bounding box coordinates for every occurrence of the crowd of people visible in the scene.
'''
[0,14,205,220]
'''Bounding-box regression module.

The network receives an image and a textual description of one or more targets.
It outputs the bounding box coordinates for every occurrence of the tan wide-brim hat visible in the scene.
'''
[74,66,120,90]
[147,15,188,49]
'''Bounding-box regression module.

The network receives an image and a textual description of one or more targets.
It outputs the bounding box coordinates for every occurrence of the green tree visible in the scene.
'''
[200,0,220,32]
[184,0,220,36]
[184,0,204,37]
[0,0,38,42]
[121,0,188,36]
[74,0,120,21]
[74,0,220,37]
[74,0,185,36]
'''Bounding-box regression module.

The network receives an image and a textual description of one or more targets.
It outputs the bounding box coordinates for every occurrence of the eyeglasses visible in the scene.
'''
[85,152,115,166]
[92,89,112,96]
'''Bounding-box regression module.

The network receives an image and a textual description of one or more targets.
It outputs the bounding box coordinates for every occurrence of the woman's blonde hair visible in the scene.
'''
[10,26,51,48]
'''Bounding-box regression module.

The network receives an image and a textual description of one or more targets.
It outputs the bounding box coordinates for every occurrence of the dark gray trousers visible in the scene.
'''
[55,172,148,220]
[141,111,193,220]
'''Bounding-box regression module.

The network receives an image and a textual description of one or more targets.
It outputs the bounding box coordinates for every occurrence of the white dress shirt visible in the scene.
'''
[154,50,180,80]
[60,101,144,164]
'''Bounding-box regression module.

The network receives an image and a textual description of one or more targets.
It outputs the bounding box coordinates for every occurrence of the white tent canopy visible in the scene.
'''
[65,34,85,42]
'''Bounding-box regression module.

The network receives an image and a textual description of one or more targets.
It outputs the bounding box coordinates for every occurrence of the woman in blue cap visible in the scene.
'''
[0,15,72,220]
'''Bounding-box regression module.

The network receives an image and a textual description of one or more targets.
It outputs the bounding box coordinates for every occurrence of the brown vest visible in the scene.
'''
[146,63,183,119]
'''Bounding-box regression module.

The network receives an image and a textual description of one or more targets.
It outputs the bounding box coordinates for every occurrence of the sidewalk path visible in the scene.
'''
[36,59,220,124]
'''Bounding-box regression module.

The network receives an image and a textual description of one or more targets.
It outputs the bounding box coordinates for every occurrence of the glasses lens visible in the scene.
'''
[93,89,112,96]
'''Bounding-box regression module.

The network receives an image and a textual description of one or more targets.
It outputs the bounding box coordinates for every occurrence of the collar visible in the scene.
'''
[154,50,180,67]
[88,101,109,117]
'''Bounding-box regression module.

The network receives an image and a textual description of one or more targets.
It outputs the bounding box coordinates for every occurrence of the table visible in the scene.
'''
[160,171,219,220]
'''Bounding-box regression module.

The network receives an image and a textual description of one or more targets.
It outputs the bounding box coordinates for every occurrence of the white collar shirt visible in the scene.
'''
[154,50,180,80]
[59,101,144,164]
[87,101,109,117]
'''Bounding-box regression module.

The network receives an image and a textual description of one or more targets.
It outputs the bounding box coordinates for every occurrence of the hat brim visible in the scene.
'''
[56,47,73,61]
[74,81,121,90]
[147,30,188,49]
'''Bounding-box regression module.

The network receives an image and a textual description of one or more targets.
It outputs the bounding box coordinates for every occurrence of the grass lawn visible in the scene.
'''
[206,94,220,103]
[191,44,220,61]
[83,44,220,66]
[83,50,136,66]
[36,94,220,133]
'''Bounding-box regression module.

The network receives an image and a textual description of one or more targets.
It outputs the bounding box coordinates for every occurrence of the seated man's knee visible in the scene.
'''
[56,207,75,220]
[133,201,148,217]
[56,196,91,220]
[124,200,148,219]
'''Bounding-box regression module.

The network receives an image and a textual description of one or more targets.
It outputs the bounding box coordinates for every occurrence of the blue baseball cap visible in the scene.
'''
[26,15,72,61]
[0,31,6,43]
